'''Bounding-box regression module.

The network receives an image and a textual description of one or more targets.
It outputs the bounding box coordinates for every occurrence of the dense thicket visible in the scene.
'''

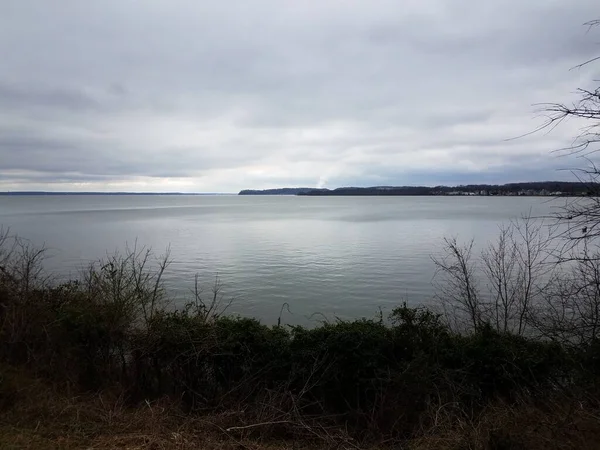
[2,226,600,448]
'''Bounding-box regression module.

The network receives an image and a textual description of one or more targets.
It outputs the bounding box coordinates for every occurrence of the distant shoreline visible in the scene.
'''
[239,181,593,197]
[0,181,594,197]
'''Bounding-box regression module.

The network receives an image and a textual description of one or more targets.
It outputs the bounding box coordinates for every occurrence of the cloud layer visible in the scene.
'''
[1,0,599,192]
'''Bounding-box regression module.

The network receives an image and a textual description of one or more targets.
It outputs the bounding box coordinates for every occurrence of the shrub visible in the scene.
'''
[446,325,569,401]
[1,231,599,442]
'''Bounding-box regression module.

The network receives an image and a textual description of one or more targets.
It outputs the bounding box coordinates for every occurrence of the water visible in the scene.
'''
[0,195,565,324]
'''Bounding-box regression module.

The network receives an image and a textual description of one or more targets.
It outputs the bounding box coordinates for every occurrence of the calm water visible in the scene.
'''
[0,195,565,324]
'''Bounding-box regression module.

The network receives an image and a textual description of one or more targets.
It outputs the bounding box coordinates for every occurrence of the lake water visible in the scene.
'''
[0,195,566,324]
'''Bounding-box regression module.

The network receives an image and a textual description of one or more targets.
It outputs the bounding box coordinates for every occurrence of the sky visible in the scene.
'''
[1,1,599,193]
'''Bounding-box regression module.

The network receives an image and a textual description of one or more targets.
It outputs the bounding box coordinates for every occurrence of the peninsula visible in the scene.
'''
[239,182,593,196]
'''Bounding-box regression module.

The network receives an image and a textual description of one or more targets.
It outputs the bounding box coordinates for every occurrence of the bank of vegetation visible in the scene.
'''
[298,181,592,197]
[238,181,593,197]
[2,217,600,450]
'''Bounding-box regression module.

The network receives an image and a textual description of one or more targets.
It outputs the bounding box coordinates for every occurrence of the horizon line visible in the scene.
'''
[0,180,588,196]
[0,191,235,195]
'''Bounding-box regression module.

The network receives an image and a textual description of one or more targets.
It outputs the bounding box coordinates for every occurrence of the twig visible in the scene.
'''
[226,420,292,432]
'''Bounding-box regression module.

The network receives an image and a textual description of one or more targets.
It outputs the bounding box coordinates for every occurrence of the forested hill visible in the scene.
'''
[240,182,593,196]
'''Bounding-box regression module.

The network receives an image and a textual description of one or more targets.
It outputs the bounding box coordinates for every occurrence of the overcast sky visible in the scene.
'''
[1,1,599,192]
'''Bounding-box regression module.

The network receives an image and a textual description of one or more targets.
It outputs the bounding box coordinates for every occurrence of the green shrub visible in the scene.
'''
[446,325,569,400]
[0,238,596,441]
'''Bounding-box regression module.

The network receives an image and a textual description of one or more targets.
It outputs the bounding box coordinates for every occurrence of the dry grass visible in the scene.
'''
[410,397,600,450]
[3,364,600,449]
[0,366,359,450]
[0,394,323,449]
[4,366,600,450]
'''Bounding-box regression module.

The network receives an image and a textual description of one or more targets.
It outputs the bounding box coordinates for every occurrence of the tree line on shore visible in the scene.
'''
[239,181,593,196]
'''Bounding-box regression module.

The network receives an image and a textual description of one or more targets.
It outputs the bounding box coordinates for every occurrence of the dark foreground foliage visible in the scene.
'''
[1,231,600,448]
[2,274,600,448]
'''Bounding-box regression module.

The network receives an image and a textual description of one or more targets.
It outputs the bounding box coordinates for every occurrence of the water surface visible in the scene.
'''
[0,195,565,324]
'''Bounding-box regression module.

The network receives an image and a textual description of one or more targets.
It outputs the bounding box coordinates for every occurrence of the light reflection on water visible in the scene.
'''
[0,195,566,324]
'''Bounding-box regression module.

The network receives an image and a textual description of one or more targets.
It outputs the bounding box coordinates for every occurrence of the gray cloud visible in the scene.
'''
[0,83,104,112]
[0,0,599,192]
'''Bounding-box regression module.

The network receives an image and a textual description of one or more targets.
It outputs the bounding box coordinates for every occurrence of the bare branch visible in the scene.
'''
[432,238,480,331]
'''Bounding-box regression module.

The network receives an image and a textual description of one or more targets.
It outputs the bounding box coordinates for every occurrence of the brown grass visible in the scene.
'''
[3,364,600,450]
[410,397,600,450]
[0,365,358,449]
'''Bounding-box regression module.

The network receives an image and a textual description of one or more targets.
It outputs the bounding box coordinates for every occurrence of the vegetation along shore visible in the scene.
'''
[3,212,600,449]
[239,182,592,197]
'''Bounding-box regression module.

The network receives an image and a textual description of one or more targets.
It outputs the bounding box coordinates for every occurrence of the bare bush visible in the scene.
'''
[531,242,600,346]
[0,226,15,269]
[481,216,555,335]
[0,231,51,366]
[434,216,555,335]
[0,229,48,296]
[186,274,234,322]
[12,239,48,295]
[513,215,555,332]
[481,224,520,333]
[82,242,172,326]
[432,238,481,331]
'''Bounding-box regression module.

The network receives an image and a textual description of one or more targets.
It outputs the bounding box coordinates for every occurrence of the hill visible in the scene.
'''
[296,182,592,196]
